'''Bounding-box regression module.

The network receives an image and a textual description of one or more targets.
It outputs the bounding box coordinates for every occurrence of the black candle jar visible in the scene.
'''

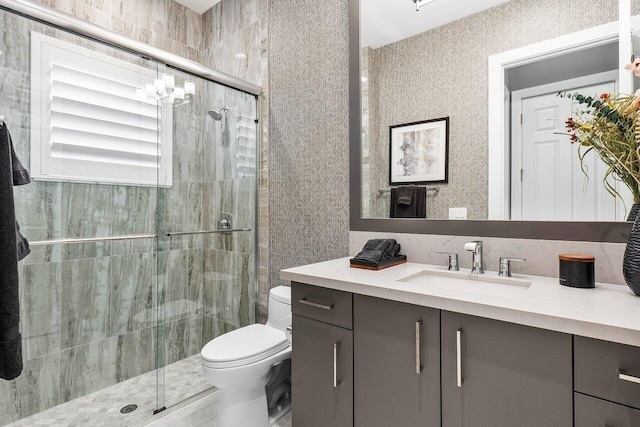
[559,254,595,289]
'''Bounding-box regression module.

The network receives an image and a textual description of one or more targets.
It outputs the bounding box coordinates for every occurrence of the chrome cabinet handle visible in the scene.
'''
[457,329,463,388]
[416,320,423,374]
[299,298,335,311]
[333,341,341,387]
[619,369,640,384]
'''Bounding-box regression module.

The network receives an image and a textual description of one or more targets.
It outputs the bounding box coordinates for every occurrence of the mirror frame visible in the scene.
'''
[348,0,632,243]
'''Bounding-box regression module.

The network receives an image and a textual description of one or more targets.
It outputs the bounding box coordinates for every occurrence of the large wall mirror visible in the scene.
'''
[349,0,640,242]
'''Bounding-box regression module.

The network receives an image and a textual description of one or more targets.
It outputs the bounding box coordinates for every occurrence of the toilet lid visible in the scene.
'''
[201,324,289,369]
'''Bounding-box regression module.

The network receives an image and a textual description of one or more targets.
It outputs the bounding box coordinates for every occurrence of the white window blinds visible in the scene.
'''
[30,32,172,187]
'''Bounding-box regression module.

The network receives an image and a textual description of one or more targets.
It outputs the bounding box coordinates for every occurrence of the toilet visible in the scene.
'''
[201,286,292,427]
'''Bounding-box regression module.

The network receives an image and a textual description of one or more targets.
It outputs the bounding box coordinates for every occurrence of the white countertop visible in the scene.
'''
[281,258,640,347]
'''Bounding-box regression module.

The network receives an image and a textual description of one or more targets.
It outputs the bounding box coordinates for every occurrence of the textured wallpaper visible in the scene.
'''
[268,0,351,287]
[364,0,622,220]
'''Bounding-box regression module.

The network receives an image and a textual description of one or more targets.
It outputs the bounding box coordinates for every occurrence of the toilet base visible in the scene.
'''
[216,384,270,427]
[268,394,291,425]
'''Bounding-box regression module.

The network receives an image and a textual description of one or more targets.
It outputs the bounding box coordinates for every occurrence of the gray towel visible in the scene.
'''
[16,221,30,262]
[3,125,30,261]
[353,239,401,263]
[390,186,426,218]
[9,130,31,186]
[395,186,415,206]
[0,123,25,380]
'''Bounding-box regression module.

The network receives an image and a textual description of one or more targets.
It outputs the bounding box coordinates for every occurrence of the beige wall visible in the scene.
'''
[364,0,621,220]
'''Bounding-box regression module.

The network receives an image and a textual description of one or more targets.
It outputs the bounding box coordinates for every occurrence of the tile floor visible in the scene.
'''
[6,355,209,427]
[5,354,293,427]
[142,391,292,427]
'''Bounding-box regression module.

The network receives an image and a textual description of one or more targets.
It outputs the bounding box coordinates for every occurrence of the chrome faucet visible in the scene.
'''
[464,241,484,274]
[436,252,459,271]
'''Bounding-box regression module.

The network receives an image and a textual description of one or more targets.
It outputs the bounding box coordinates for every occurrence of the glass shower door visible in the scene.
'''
[0,7,165,425]
[158,68,259,411]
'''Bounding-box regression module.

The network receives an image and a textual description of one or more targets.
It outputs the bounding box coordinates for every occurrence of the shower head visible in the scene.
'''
[208,106,229,121]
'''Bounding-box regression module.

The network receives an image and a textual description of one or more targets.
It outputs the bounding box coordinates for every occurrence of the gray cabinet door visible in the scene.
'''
[575,393,640,426]
[441,311,573,427]
[292,314,353,427]
[354,295,440,427]
[574,335,640,409]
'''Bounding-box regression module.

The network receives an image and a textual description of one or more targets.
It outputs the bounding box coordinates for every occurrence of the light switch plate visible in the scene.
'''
[449,207,467,219]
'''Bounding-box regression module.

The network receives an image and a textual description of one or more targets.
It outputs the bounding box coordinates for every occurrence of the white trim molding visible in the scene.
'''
[487,18,640,220]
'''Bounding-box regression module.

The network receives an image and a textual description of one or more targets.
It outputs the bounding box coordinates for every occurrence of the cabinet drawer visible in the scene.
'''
[575,393,640,427]
[574,336,640,409]
[292,282,353,329]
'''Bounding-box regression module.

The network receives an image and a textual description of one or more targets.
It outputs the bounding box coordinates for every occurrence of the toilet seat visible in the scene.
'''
[201,324,289,369]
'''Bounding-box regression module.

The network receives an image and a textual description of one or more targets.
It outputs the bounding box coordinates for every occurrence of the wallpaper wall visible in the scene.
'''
[364,0,624,220]
[268,0,351,288]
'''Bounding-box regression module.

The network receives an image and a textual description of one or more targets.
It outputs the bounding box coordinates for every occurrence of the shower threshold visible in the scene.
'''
[6,355,210,427]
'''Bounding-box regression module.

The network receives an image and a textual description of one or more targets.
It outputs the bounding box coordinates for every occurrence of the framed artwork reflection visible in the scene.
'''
[389,117,449,185]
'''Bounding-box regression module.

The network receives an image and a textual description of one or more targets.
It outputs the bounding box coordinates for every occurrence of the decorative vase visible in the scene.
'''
[623,216,640,296]
[627,203,640,222]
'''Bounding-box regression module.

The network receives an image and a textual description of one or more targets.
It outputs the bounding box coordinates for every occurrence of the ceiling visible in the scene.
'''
[362,0,512,49]
[174,0,221,14]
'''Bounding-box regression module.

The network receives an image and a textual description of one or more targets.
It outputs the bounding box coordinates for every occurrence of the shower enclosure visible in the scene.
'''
[0,3,259,426]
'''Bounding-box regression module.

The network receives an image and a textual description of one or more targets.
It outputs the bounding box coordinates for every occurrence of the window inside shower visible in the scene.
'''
[0,6,258,426]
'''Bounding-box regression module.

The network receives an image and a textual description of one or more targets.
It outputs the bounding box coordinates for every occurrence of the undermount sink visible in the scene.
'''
[398,269,532,298]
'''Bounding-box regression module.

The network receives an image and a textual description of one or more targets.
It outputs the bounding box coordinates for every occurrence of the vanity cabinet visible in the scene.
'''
[441,311,573,427]
[353,295,440,427]
[290,281,640,427]
[574,393,640,427]
[573,335,640,424]
[291,283,354,427]
[574,336,640,410]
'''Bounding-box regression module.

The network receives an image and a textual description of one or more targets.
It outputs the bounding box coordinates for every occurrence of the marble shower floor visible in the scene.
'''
[6,355,210,427]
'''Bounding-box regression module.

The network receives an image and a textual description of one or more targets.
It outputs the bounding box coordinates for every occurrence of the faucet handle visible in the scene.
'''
[498,257,526,277]
[436,252,459,271]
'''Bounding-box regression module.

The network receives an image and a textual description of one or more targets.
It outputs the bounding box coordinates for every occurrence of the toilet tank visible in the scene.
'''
[265,286,291,332]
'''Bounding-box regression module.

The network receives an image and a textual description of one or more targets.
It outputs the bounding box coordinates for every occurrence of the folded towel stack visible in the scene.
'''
[353,239,402,264]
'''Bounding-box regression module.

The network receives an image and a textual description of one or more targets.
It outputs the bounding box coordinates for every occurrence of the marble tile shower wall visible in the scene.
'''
[33,0,203,63]
[0,6,258,425]
[201,0,270,320]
